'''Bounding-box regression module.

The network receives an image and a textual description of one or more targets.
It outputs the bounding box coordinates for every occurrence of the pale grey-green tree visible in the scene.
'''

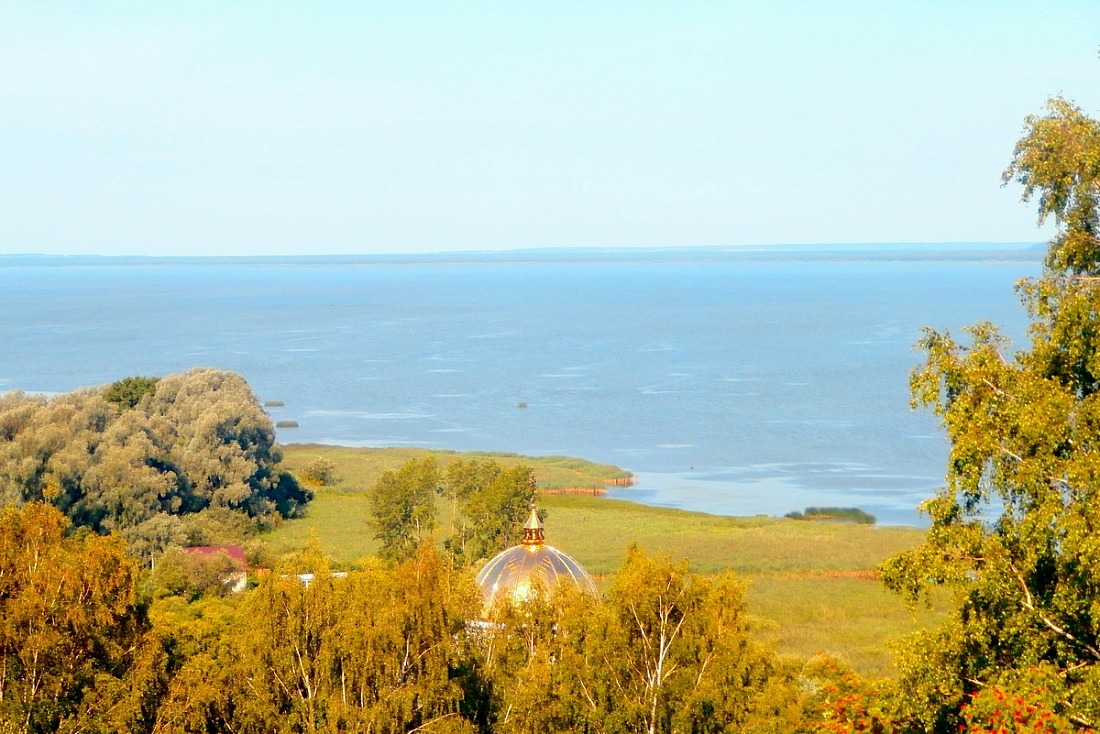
[0,369,311,565]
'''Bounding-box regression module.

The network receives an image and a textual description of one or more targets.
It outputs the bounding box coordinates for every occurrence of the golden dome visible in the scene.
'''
[474,507,597,611]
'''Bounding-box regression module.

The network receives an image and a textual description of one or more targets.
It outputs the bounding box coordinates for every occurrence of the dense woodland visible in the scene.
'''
[0,368,312,565]
[4,96,1100,732]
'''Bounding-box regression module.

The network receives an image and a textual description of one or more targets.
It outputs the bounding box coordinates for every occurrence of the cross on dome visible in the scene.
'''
[522,505,544,547]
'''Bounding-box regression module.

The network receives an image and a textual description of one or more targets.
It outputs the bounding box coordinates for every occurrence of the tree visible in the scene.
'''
[0,369,311,566]
[369,457,441,562]
[482,545,796,734]
[104,376,160,409]
[442,458,502,564]
[299,457,338,487]
[147,547,246,601]
[461,464,538,563]
[879,97,1100,731]
[155,544,481,734]
[0,503,158,734]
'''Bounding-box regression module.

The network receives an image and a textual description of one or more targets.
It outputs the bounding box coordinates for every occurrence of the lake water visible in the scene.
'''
[0,249,1040,525]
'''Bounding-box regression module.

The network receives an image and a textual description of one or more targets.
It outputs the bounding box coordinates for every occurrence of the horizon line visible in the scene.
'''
[0,241,1044,263]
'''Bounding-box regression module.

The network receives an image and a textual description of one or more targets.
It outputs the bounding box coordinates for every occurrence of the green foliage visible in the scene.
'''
[147,547,245,601]
[299,456,338,486]
[368,457,441,562]
[0,368,311,565]
[1005,97,1100,278]
[483,544,801,734]
[366,457,538,566]
[450,460,539,564]
[104,375,160,409]
[0,502,924,733]
[784,507,876,525]
[155,544,480,734]
[147,543,804,733]
[878,96,1100,731]
[266,477,940,678]
[440,458,501,563]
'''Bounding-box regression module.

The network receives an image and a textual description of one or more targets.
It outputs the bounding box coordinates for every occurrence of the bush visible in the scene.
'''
[148,547,245,600]
[784,507,876,524]
[0,368,311,562]
[300,457,338,487]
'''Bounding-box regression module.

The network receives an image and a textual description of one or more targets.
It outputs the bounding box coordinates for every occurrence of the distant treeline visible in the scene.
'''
[0,369,311,564]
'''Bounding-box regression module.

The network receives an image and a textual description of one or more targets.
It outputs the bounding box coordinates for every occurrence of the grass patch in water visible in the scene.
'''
[785,506,877,524]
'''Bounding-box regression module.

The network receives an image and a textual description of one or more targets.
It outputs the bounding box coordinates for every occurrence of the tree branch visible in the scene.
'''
[1009,561,1100,660]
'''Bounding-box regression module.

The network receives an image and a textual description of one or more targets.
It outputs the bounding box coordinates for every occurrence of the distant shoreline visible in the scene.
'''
[0,243,1043,268]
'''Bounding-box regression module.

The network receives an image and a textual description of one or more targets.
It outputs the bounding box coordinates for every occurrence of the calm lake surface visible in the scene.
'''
[0,250,1040,524]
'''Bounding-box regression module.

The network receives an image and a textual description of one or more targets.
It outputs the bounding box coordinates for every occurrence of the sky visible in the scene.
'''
[1,2,1098,257]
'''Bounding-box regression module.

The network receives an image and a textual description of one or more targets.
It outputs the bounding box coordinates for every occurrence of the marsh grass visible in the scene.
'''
[280,444,630,492]
[269,444,945,679]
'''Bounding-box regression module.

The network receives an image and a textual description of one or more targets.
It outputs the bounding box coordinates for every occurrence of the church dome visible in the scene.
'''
[475,507,597,611]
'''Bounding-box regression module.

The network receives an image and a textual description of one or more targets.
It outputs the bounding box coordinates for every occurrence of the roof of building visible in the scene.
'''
[183,545,247,568]
[474,506,596,612]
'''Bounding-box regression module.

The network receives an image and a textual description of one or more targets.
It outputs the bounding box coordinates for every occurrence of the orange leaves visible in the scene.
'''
[960,684,1084,734]
[0,503,147,731]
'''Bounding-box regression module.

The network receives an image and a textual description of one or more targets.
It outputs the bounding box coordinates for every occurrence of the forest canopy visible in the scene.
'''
[0,501,809,734]
[0,368,311,562]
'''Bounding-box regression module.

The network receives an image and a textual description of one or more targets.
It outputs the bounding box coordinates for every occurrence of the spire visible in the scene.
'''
[523,504,544,547]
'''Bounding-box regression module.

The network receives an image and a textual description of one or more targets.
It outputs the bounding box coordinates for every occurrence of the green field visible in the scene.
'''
[280,443,631,492]
[269,444,948,679]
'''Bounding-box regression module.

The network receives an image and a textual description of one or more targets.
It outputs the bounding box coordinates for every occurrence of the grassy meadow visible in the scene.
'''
[271,444,948,679]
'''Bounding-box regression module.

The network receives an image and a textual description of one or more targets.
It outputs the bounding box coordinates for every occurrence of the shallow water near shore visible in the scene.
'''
[0,249,1038,525]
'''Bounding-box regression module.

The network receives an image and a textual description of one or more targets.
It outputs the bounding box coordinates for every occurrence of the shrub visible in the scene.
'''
[148,547,245,600]
[784,507,876,524]
[0,368,311,562]
[300,457,338,487]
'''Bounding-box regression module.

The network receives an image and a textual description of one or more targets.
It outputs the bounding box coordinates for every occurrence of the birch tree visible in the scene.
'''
[369,457,441,562]
[880,97,1100,731]
[486,545,793,734]
[0,503,152,734]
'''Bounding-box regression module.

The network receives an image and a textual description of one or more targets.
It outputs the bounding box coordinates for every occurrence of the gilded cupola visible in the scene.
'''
[474,506,597,612]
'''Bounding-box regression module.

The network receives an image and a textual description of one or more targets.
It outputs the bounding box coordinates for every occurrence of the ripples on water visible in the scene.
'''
[0,250,1039,524]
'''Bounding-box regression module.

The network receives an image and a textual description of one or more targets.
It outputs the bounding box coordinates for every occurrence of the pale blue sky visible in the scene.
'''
[1,2,1097,256]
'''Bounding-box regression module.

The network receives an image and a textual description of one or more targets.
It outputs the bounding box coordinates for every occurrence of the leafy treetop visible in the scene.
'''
[104,375,160,409]
[880,97,1100,731]
[0,368,311,566]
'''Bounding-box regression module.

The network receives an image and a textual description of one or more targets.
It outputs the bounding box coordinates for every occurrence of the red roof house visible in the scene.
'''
[183,545,248,593]
[183,545,247,567]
